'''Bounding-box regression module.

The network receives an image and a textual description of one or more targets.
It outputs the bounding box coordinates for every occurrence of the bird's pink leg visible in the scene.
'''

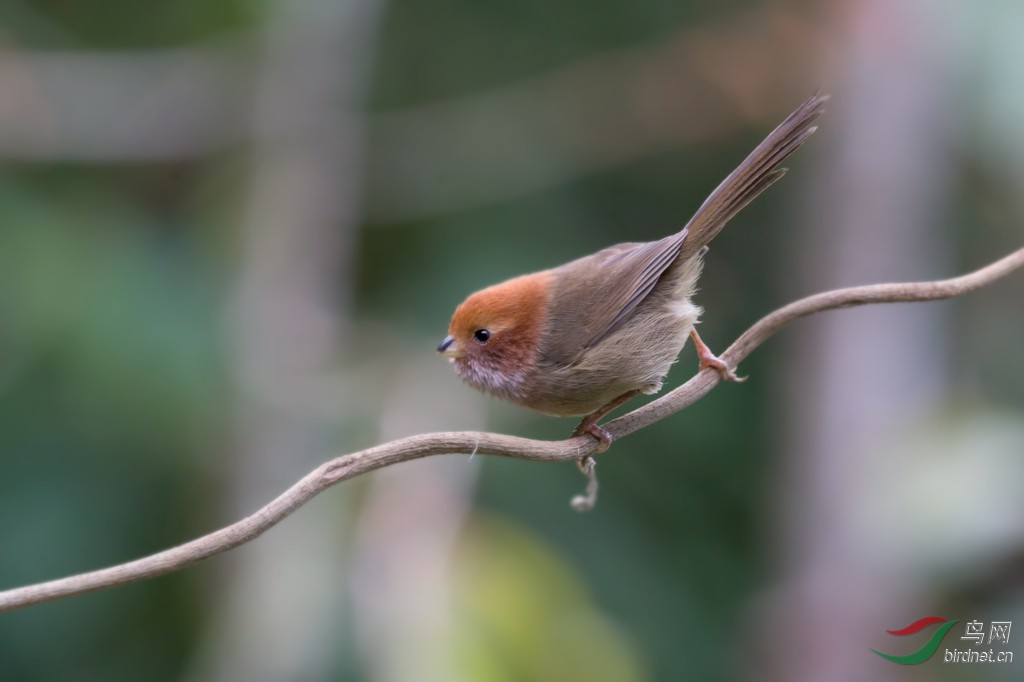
[571,390,640,451]
[690,329,746,382]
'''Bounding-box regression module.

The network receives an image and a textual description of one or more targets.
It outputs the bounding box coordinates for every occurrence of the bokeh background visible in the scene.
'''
[1,0,1023,680]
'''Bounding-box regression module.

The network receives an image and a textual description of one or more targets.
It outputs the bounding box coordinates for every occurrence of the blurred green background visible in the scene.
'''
[1,0,1023,680]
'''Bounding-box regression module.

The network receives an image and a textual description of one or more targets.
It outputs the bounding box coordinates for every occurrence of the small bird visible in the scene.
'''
[438,93,826,449]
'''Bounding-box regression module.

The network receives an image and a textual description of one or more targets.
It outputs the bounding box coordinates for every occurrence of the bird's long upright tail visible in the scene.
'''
[676,93,827,263]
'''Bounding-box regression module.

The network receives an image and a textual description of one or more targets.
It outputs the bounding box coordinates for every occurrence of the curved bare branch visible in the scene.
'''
[1,247,1021,612]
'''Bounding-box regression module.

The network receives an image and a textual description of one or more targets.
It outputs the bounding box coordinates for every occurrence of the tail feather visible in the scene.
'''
[677,93,827,263]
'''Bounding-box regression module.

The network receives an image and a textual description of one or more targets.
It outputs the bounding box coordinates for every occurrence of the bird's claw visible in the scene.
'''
[571,421,613,452]
[690,329,747,382]
[698,352,747,383]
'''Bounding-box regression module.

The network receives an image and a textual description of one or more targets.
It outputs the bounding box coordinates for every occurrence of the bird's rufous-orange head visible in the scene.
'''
[438,272,552,402]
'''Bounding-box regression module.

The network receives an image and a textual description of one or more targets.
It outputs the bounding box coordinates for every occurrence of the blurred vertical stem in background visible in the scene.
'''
[759,0,959,680]
[185,0,386,679]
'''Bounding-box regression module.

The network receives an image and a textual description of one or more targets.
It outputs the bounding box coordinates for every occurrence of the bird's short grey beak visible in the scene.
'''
[438,335,462,358]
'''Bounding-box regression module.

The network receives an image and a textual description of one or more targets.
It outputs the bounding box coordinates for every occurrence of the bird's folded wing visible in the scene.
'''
[543,229,688,362]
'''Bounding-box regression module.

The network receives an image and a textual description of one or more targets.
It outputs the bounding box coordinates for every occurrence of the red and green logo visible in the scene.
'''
[871,616,959,665]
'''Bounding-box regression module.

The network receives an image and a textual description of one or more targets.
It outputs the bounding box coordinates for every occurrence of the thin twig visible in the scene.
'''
[1,247,1021,612]
[570,456,600,512]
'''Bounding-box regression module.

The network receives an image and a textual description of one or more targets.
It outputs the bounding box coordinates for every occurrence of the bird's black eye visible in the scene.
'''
[473,329,491,344]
